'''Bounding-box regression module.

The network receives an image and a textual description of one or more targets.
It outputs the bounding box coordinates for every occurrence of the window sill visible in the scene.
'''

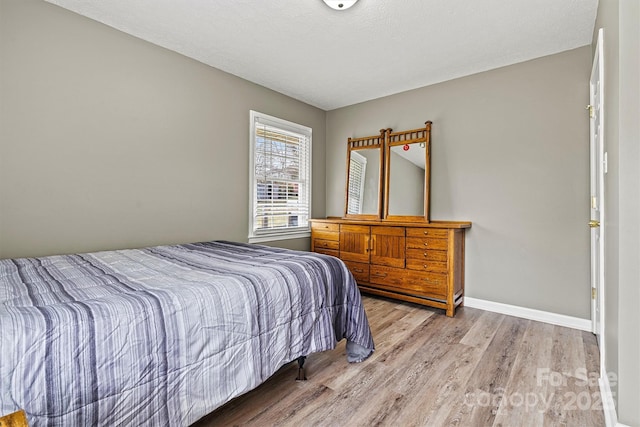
[248,231,311,244]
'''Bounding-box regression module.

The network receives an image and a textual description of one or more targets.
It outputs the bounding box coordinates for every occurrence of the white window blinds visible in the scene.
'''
[249,111,312,241]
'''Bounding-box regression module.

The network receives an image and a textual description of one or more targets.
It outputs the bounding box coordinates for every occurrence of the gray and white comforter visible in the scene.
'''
[0,241,374,426]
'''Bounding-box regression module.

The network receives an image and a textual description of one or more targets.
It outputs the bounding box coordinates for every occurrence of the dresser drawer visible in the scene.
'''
[315,248,338,257]
[406,248,448,262]
[406,249,448,272]
[312,230,339,242]
[311,222,339,232]
[343,261,370,283]
[370,265,406,287]
[404,270,448,300]
[369,265,448,300]
[314,239,339,251]
[406,258,448,273]
[406,237,449,250]
[311,222,340,241]
[406,228,449,239]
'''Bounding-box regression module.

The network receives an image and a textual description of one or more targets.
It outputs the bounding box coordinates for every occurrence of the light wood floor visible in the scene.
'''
[193,295,604,427]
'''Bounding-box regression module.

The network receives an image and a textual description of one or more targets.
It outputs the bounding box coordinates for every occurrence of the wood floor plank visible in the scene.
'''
[280,360,393,426]
[492,320,554,426]
[390,342,485,426]
[442,316,529,426]
[366,300,434,355]
[338,384,406,427]
[542,325,605,427]
[193,296,605,427]
[246,383,335,426]
[582,330,602,382]
[460,310,505,350]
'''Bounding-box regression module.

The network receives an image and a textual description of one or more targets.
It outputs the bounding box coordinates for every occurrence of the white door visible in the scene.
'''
[589,29,605,357]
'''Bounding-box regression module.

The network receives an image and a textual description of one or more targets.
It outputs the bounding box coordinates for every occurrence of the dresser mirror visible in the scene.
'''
[386,143,427,217]
[343,129,385,220]
[343,122,431,222]
[384,122,432,222]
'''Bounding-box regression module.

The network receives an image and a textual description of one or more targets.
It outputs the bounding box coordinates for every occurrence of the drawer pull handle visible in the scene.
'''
[423,264,428,269]
[372,272,387,278]
[424,242,428,247]
[323,242,328,246]
[424,252,428,257]
[424,231,428,235]
[354,268,363,273]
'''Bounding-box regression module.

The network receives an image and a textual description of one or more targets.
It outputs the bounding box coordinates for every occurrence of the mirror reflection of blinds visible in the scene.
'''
[254,123,310,232]
[347,151,367,215]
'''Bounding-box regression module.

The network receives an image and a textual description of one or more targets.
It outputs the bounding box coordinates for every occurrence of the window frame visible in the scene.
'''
[248,110,312,243]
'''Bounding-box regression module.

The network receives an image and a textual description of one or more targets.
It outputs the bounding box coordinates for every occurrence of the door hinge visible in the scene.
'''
[592,287,597,300]
[586,104,594,118]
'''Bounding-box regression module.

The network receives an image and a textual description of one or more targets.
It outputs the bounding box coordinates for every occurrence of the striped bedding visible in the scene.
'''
[0,241,374,426]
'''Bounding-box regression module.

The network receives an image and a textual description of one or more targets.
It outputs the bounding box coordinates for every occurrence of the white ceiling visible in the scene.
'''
[44,0,598,111]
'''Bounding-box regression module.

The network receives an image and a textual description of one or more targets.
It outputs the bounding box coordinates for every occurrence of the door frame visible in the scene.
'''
[589,28,605,375]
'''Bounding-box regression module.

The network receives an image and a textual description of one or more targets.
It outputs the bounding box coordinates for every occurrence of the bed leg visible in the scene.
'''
[296,356,307,381]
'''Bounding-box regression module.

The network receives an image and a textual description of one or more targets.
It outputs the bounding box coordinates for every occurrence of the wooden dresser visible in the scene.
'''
[310,218,471,317]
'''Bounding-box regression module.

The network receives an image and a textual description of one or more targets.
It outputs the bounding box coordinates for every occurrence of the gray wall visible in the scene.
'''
[0,0,326,258]
[616,1,640,422]
[594,0,640,424]
[327,47,593,319]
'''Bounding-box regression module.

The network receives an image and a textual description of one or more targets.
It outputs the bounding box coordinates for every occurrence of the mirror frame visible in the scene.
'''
[383,121,432,223]
[343,129,386,220]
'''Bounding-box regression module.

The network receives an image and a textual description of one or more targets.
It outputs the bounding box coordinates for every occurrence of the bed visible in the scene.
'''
[0,240,374,426]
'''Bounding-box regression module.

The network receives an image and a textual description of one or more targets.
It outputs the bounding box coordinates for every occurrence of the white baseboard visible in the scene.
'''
[599,373,630,427]
[464,297,592,331]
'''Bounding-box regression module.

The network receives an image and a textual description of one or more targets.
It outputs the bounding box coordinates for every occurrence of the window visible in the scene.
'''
[249,111,312,242]
[347,151,367,214]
